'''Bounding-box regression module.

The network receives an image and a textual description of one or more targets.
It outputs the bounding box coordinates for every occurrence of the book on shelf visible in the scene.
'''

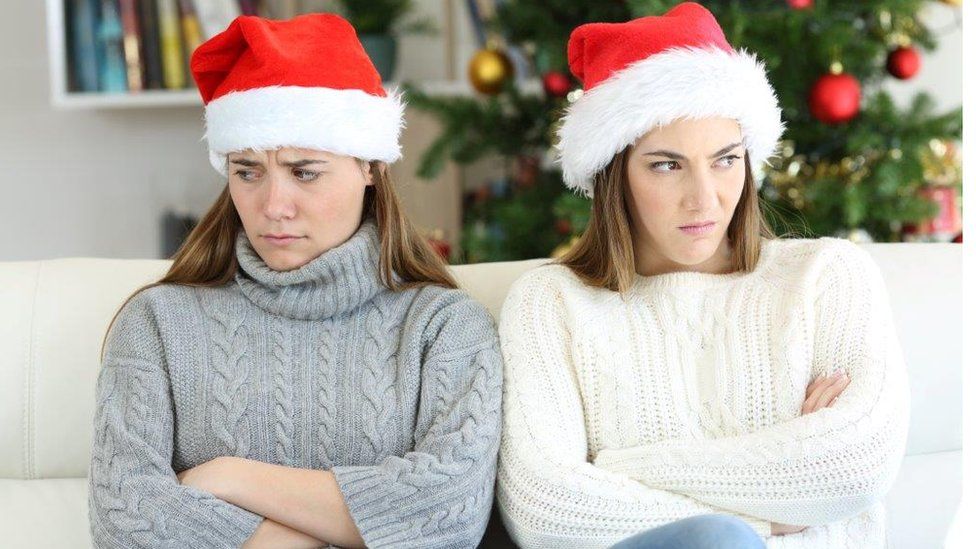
[176,0,203,75]
[157,0,185,89]
[67,0,100,91]
[61,1,283,97]
[97,0,127,92]
[139,0,164,89]
[118,0,144,91]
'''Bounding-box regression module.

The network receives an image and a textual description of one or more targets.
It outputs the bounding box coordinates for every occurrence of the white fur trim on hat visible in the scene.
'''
[556,46,785,197]
[203,85,405,176]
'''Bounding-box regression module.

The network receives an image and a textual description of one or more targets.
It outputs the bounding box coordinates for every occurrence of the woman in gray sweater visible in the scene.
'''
[87,14,502,549]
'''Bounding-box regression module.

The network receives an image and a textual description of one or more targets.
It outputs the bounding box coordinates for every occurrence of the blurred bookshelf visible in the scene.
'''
[45,0,520,110]
[47,0,206,109]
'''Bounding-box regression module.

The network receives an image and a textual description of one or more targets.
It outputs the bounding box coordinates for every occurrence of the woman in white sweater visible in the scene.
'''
[496,3,910,548]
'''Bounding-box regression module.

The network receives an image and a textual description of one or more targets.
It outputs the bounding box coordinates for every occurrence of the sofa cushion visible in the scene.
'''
[0,478,91,548]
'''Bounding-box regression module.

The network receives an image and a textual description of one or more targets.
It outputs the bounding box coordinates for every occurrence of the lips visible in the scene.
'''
[262,234,304,246]
[679,221,715,229]
[678,221,716,236]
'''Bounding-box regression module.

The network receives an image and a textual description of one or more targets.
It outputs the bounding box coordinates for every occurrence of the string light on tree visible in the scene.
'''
[787,0,814,9]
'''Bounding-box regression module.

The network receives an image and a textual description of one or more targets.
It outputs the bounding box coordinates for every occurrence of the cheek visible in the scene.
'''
[228,186,258,227]
[627,174,677,223]
[306,179,367,218]
[720,171,746,209]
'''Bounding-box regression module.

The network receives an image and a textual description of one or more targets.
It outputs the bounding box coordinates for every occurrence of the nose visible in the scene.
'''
[681,166,720,212]
[261,177,297,221]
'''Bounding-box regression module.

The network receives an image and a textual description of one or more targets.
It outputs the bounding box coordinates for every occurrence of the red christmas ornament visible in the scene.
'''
[426,232,451,260]
[808,73,861,124]
[515,154,541,187]
[787,0,814,9]
[542,71,572,98]
[554,219,572,235]
[886,46,921,80]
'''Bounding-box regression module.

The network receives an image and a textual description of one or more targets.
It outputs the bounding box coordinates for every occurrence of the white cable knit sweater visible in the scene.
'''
[495,236,910,549]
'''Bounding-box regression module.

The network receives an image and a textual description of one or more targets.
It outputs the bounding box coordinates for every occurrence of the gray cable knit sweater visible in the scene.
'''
[87,219,503,549]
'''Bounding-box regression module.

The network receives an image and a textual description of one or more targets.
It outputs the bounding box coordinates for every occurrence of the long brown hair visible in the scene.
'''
[559,147,776,293]
[101,161,456,357]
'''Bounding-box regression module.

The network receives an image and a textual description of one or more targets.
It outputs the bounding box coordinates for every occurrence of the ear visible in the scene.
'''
[360,160,374,186]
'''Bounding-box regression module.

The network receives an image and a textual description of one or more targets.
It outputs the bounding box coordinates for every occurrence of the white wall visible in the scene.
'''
[882,3,963,113]
[1,1,221,260]
[0,1,962,261]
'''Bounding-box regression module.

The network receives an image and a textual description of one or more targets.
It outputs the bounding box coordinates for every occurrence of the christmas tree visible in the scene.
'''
[406,0,962,263]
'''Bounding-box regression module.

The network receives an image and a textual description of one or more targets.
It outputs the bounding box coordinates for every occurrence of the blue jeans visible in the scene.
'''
[610,514,767,549]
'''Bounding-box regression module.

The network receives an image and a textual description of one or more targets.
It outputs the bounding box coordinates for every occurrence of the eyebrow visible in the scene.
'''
[228,158,328,168]
[642,141,743,161]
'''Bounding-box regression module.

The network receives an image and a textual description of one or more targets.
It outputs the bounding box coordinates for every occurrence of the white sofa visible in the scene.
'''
[0,243,962,548]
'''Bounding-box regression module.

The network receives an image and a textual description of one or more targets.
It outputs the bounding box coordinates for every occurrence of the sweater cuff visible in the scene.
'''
[742,516,771,538]
[332,463,490,548]
[188,489,265,546]
[332,465,420,547]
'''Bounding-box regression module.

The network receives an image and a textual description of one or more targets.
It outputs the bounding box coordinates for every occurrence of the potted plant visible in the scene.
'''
[340,0,433,81]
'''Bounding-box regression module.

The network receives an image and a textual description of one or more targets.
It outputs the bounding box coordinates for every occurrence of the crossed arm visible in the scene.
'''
[183,373,848,546]
[593,244,910,528]
[176,457,364,548]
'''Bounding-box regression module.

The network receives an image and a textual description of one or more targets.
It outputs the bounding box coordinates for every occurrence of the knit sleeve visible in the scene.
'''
[330,291,503,548]
[496,268,771,548]
[594,240,910,527]
[88,290,264,549]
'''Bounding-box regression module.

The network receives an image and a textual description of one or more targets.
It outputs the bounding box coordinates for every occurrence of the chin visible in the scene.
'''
[671,238,722,266]
[261,251,307,272]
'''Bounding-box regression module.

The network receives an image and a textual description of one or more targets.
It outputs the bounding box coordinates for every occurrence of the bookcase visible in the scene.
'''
[44,0,509,110]
[46,0,198,108]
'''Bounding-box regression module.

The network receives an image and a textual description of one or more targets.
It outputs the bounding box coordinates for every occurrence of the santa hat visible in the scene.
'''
[557,2,784,197]
[190,14,404,176]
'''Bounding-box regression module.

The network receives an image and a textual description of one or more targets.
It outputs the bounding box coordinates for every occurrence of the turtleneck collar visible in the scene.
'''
[234,219,387,320]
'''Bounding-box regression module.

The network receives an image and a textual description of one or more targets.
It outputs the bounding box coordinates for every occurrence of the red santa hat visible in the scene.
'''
[557,2,784,197]
[190,13,404,176]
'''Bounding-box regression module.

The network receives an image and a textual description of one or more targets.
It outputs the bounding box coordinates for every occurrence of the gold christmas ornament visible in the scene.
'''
[921,138,961,185]
[468,47,514,95]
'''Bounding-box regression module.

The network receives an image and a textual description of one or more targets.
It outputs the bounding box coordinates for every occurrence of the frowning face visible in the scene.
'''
[228,147,373,272]
[625,117,746,275]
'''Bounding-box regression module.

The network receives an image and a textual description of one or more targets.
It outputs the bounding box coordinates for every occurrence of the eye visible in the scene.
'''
[715,154,742,168]
[233,169,260,182]
[650,160,680,173]
[293,169,320,182]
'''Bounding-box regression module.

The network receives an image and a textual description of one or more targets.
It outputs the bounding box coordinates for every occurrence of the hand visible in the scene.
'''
[176,456,239,499]
[771,522,808,536]
[801,370,850,415]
